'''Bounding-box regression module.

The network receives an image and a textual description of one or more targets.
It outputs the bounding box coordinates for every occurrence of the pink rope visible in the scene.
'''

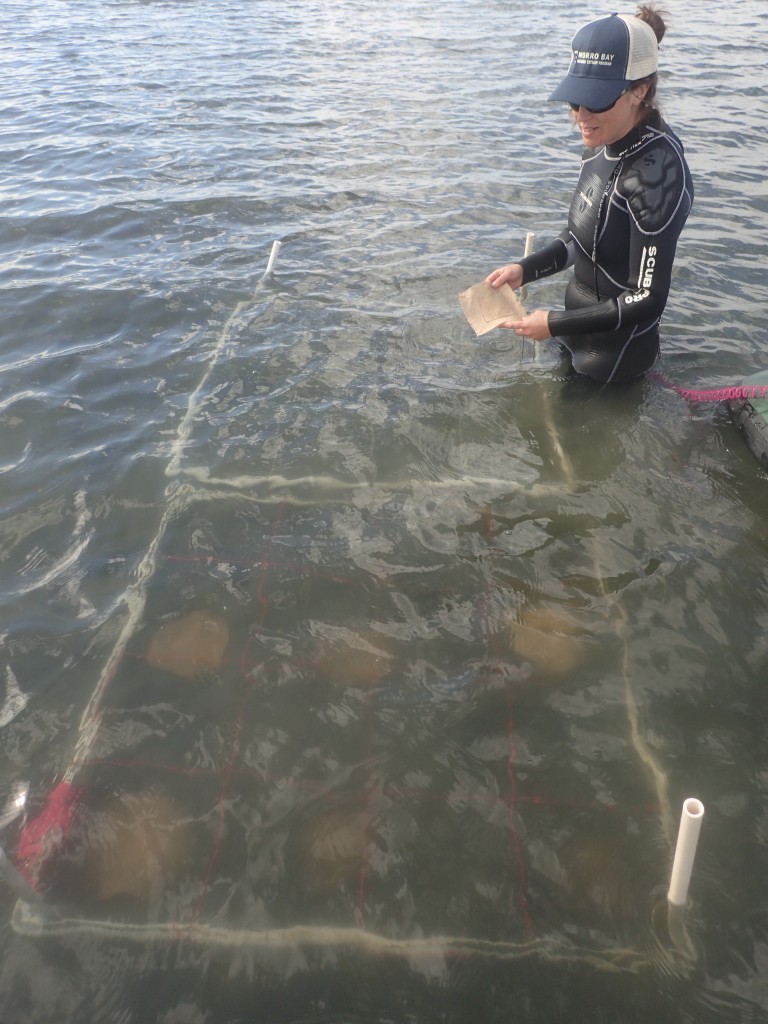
[650,369,768,404]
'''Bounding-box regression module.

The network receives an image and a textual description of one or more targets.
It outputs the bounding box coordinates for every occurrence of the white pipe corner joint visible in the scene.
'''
[667,797,705,906]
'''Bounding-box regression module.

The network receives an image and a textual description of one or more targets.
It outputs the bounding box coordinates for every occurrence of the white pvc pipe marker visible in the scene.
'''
[667,797,705,906]
[520,232,534,305]
[262,240,281,280]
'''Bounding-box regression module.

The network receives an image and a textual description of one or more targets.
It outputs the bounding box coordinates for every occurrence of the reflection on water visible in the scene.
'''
[2,0,768,1021]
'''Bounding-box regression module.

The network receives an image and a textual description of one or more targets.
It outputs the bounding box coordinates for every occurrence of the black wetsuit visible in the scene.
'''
[519,110,693,383]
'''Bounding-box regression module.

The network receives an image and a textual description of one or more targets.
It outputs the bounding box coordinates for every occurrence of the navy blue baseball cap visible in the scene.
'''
[549,13,658,109]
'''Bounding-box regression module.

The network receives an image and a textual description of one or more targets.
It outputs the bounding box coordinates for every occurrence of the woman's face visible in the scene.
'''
[571,86,648,149]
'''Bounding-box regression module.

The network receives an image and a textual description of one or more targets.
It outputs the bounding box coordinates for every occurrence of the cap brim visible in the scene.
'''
[548,75,628,109]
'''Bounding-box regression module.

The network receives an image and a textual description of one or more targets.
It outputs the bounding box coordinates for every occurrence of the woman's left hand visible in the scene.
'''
[499,310,552,341]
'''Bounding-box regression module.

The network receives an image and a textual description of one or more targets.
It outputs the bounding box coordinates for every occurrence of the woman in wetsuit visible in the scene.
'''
[487,5,693,384]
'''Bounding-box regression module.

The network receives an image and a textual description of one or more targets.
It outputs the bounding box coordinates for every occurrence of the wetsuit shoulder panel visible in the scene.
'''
[619,133,692,235]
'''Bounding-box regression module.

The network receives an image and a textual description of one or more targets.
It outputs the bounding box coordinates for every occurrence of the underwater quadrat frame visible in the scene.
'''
[4,259,705,979]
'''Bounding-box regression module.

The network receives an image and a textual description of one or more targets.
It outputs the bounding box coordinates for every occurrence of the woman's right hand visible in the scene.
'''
[486,263,523,290]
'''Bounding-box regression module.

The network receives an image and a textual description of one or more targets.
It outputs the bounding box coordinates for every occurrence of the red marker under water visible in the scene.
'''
[16,780,84,887]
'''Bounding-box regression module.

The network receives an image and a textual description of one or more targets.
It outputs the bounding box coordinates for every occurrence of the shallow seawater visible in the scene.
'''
[1,1,768,1021]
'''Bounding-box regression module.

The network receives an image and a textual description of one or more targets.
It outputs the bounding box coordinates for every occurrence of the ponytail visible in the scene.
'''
[633,4,668,115]
[636,3,667,43]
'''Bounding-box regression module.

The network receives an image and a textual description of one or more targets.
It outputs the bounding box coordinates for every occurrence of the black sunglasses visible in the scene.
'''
[569,90,627,115]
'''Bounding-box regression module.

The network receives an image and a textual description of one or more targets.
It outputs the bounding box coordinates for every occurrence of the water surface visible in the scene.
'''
[2,1,768,1021]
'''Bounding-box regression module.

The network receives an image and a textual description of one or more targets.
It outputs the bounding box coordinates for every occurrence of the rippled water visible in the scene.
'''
[2,1,768,1021]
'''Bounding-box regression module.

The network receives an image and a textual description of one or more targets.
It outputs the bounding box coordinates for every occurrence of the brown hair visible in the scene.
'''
[633,4,668,114]
[636,3,667,43]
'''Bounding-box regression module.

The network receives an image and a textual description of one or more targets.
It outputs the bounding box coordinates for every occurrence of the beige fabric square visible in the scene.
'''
[458,280,526,336]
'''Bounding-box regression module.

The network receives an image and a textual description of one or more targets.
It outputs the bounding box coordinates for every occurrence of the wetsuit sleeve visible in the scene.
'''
[518,232,574,285]
[548,140,692,336]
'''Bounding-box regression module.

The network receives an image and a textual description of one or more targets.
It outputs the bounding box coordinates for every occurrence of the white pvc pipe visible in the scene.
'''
[667,797,705,906]
[520,231,534,305]
[261,239,281,280]
[71,288,255,770]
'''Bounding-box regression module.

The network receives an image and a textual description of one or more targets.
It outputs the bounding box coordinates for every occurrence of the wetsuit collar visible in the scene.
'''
[606,109,663,160]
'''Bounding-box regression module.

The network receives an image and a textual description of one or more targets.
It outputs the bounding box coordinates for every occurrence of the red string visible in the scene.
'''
[505,693,534,939]
[355,577,389,923]
[186,502,288,926]
[479,508,535,940]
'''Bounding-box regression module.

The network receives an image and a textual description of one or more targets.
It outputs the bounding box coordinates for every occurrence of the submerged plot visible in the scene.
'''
[10,495,684,982]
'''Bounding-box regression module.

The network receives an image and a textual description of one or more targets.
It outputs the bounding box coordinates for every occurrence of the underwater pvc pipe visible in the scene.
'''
[668,797,705,907]
[261,239,281,281]
[15,271,274,889]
